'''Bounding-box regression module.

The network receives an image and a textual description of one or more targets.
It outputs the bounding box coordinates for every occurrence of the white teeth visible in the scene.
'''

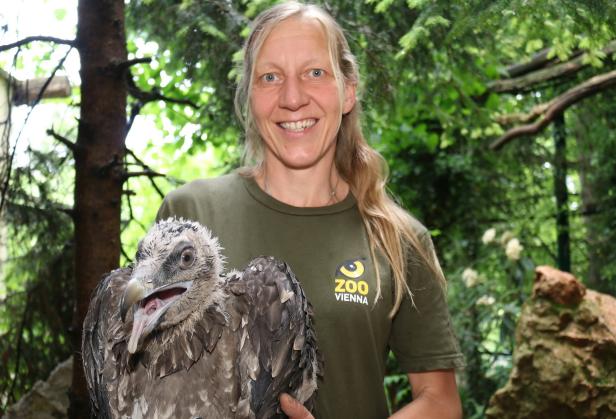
[279,119,316,132]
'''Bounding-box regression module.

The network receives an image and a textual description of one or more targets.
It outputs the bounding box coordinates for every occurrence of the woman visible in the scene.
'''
[157,2,464,418]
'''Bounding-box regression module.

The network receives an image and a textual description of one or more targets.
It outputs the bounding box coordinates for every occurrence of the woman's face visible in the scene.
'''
[251,16,355,171]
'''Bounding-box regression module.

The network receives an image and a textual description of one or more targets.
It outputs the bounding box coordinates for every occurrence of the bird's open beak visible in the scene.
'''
[120,275,193,354]
[120,278,146,323]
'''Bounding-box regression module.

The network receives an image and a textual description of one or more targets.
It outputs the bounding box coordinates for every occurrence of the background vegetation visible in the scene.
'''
[1,0,615,417]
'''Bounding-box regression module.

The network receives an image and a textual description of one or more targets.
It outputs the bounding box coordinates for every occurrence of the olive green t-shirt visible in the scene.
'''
[156,173,464,418]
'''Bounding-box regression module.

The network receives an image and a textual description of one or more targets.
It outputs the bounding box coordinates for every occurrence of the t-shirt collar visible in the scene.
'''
[241,174,357,216]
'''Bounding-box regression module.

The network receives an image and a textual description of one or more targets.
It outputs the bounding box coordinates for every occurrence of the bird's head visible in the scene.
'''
[120,217,224,354]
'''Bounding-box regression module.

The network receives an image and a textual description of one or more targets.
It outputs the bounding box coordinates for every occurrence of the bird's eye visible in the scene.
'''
[179,248,195,269]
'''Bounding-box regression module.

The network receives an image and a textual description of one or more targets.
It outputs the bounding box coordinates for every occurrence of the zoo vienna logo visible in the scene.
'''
[333,258,369,305]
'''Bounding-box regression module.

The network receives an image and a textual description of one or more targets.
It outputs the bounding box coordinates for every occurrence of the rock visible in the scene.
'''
[533,265,586,306]
[486,267,616,419]
[2,357,72,419]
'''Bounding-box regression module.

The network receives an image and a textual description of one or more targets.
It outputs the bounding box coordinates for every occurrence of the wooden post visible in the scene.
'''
[12,75,71,106]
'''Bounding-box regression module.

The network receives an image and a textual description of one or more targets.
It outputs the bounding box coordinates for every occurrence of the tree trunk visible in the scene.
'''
[0,75,9,279]
[572,105,602,289]
[69,1,127,417]
[553,113,570,273]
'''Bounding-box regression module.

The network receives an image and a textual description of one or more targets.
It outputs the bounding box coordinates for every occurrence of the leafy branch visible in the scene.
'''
[125,71,200,135]
[126,75,200,109]
[491,68,616,150]
[489,40,616,94]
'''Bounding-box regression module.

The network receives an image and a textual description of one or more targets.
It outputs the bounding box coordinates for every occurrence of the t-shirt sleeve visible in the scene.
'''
[388,231,465,372]
[155,183,207,223]
[156,196,173,221]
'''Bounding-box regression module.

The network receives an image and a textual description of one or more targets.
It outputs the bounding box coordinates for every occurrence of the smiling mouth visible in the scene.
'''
[278,118,317,132]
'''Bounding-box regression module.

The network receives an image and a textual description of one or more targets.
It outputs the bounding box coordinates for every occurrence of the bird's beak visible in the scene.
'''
[120,272,194,354]
[120,278,146,323]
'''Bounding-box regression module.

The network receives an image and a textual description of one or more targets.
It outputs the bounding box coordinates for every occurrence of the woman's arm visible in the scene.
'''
[390,369,462,419]
[280,369,462,419]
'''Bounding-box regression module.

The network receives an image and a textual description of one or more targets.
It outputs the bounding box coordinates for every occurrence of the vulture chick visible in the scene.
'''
[82,218,319,418]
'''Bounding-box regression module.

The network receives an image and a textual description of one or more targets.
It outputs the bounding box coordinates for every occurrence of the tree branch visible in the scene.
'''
[46,128,77,152]
[502,47,587,79]
[477,349,512,357]
[493,76,587,126]
[489,40,616,94]
[124,147,166,198]
[0,48,73,215]
[125,102,143,135]
[129,87,200,109]
[494,108,548,126]
[5,291,32,408]
[0,36,76,52]
[123,170,165,179]
[503,47,555,78]
[116,57,152,73]
[7,201,75,220]
[120,243,132,262]
[124,192,146,232]
[490,69,616,150]
[127,75,199,109]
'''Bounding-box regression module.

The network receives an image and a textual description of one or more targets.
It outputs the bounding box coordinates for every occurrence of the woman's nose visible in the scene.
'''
[279,76,309,110]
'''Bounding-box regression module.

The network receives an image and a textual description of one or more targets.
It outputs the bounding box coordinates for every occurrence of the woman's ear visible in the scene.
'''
[342,82,357,114]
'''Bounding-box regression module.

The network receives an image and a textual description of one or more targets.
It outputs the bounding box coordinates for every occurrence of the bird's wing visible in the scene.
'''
[81,267,132,418]
[226,256,320,419]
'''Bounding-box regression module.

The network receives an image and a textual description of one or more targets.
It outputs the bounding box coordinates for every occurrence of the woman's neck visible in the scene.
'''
[256,160,348,208]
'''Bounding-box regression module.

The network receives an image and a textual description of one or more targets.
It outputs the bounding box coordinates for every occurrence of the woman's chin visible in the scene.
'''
[264,144,335,171]
[276,155,330,171]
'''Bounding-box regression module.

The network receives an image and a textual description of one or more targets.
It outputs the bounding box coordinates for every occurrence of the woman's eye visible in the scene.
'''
[263,73,277,83]
[310,69,324,78]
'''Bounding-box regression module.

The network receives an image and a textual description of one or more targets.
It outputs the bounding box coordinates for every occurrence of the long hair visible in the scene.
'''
[234,1,445,317]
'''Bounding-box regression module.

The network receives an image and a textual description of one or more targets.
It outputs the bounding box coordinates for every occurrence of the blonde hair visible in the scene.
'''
[234,1,445,317]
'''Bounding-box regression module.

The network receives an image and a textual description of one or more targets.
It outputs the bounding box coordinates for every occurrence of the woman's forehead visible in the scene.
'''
[256,16,330,64]
[271,16,325,41]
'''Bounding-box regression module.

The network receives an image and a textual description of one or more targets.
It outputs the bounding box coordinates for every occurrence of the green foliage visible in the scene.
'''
[568,96,616,294]
[0,147,74,412]
[2,0,616,416]
[111,0,616,415]
[383,351,412,413]
[127,0,248,148]
[448,227,535,416]
[119,138,234,261]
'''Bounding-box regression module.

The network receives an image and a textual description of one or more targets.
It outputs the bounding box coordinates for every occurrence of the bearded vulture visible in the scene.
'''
[82,218,319,418]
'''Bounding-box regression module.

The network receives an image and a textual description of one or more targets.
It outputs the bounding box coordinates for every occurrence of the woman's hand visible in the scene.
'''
[279,393,314,419]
